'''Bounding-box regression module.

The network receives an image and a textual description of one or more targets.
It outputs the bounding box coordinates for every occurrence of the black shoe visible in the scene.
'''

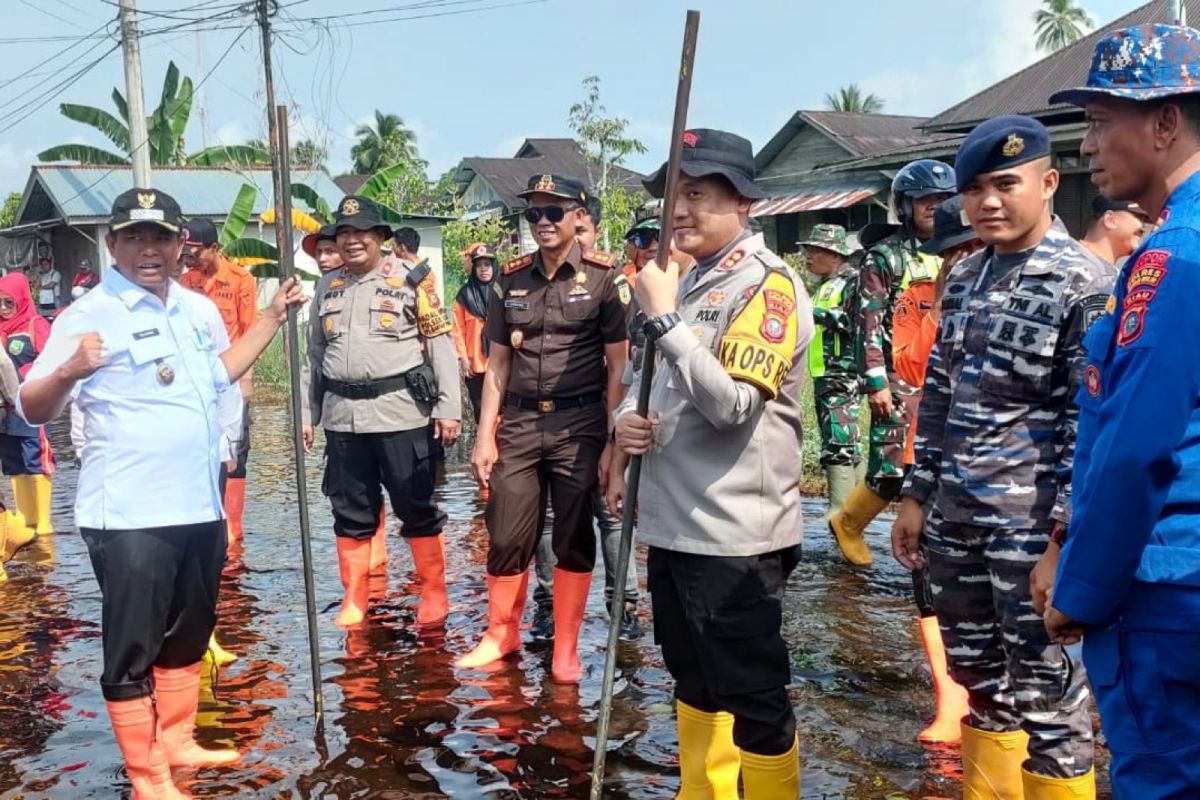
[531,603,555,641]
[618,603,642,641]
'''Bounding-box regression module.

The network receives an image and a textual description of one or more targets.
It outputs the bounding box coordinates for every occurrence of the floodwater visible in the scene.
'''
[0,403,1111,799]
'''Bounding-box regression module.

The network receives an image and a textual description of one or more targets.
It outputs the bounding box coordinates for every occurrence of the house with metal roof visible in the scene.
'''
[751,111,954,253]
[820,0,1191,237]
[0,164,450,297]
[454,138,645,253]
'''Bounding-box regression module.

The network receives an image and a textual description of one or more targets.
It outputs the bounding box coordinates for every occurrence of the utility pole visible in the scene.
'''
[118,0,152,187]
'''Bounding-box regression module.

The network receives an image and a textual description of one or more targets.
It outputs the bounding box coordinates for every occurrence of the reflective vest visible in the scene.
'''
[900,251,941,291]
[808,274,848,379]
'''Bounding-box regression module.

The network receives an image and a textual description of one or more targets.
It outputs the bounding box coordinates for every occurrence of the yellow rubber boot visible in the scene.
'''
[961,724,1029,800]
[740,738,801,799]
[2,509,33,560]
[31,474,52,535]
[1022,767,1096,799]
[827,482,888,567]
[204,633,238,666]
[10,478,38,544]
[675,700,740,799]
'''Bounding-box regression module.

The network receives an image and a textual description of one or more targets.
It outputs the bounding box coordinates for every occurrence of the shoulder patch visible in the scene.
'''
[1118,249,1171,347]
[503,254,534,275]
[582,248,618,268]
[416,272,452,338]
[717,271,799,399]
[719,248,746,271]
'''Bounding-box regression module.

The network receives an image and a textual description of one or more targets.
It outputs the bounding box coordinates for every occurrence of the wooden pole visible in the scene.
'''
[589,11,700,798]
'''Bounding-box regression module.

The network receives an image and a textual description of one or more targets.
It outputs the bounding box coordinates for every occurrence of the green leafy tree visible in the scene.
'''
[0,192,21,229]
[1034,0,1094,53]
[350,110,421,174]
[568,76,647,251]
[38,62,268,167]
[441,208,516,301]
[291,139,328,171]
[598,185,649,254]
[824,84,885,114]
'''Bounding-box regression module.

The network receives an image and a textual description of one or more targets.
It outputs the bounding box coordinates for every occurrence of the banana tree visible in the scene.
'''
[219,183,320,280]
[38,62,268,168]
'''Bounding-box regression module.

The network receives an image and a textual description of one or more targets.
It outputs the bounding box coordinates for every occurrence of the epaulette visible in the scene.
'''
[581,249,619,269]
[503,253,534,275]
[718,247,747,271]
[405,260,432,288]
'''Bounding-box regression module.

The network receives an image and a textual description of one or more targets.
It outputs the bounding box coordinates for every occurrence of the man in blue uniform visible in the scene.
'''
[1045,23,1200,798]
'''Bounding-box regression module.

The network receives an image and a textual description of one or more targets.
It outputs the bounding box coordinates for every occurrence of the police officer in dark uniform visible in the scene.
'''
[457,173,630,684]
[308,196,461,630]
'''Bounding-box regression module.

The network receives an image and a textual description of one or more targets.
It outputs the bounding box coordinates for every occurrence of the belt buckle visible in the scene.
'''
[538,399,554,413]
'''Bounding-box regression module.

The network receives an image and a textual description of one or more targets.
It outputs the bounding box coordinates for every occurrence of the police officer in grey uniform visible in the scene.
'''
[610,129,812,799]
[308,195,461,630]
[891,116,1111,795]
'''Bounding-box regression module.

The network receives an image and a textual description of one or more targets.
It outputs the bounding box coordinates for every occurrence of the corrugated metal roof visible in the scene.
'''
[750,181,881,217]
[23,165,345,224]
[925,0,1182,132]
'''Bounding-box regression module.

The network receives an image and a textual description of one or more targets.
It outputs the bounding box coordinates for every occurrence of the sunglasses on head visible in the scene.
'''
[523,205,574,224]
[629,230,659,250]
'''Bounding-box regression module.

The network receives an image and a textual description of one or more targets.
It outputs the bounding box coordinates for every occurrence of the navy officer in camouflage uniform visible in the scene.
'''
[891,116,1112,797]
[800,223,862,513]
[1045,24,1200,798]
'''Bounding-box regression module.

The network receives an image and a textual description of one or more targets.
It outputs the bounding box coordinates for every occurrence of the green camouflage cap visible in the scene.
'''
[799,223,854,256]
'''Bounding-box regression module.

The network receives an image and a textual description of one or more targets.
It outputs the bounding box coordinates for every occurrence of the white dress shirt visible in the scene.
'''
[19,269,232,529]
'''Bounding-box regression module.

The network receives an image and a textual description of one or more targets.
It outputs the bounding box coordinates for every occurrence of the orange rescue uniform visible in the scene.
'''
[179,256,258,341]
[452,301,488,375]
[892,280,938,465]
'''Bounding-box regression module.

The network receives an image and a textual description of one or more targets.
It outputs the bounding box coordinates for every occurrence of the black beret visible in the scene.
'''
[954,115,1051,192]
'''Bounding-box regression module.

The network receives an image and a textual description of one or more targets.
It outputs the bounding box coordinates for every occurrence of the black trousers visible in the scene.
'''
[228,402,252,480]
[323,426,445,540]
[81,520,226,701]
[485,405,606,576]
[465,375,484,424]
[648,544,801,756]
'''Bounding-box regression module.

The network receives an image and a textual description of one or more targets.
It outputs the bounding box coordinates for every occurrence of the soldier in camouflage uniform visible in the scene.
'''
[800,224,861,513]
[829,160,953,566]
[891,116,1110,796]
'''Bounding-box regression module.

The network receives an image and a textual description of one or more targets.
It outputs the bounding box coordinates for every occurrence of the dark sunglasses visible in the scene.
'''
[628,230,659,250]
[524,205,574,224]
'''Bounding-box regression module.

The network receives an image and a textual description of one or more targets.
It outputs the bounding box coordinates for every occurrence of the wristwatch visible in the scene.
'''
[1050,521,1068,546]
[643,311,682,342]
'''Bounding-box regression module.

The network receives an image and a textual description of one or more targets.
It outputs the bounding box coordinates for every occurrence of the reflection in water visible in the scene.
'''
[0,405,1111,798]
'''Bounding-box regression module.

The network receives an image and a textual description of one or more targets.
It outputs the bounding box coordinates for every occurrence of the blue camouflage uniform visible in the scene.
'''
[1050,23,1200,798]
[902,116,1113,779]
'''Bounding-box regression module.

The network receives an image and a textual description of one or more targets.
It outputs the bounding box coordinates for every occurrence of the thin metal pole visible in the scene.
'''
[117,0,151,186]
[590,11,700,798]
[258,0,323,722]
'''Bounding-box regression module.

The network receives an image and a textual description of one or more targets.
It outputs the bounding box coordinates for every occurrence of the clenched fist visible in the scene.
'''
[60,333,105,381]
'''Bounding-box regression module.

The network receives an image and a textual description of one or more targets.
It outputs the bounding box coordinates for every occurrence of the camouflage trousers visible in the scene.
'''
[864,383,916,497]
[924,510,1094,778]
[813,377,861,467]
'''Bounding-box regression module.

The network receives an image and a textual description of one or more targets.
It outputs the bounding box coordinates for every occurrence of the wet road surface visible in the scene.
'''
[0,403,1109,798]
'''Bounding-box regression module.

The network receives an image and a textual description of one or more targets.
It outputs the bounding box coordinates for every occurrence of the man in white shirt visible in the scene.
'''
[18,188,301,798]
[35,258,60,315]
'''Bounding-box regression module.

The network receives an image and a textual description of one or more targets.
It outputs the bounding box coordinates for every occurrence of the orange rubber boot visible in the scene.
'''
[106,696,183,799]
[369,507,388,572]
[153,663,240,768]
[917,615,969,743]
[224,478,246,543]
[335,537,372,628]
[551,567,592,684]
[408,535,448,626]
[455,572,529,668]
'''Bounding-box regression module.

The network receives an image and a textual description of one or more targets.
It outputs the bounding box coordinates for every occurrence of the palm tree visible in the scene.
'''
[38,62,267,167]
[349,110,421,174]
[1034,0,1094,53]
[824,84,885,114]
[291,139,328,170]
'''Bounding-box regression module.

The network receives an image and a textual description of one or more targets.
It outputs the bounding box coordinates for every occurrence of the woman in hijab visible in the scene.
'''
[0,271,54,542]
[452,243,496,424]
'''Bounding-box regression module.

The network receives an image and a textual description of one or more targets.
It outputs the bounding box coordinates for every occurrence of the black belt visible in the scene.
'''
[504,392,602,413]
[325,373,408,401]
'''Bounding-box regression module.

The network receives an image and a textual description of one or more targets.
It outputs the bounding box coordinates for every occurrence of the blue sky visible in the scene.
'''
[0,0,1146,197]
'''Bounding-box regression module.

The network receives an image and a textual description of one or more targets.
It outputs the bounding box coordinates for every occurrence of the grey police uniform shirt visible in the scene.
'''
[903,217,1116,528]
[307,258,461,433]
[617,232,814,557]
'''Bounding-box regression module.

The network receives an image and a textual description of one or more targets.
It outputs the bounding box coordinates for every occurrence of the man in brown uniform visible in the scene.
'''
[457,173,630,683]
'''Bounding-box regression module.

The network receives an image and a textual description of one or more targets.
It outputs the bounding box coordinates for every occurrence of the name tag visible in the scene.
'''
[133,328,160,340]
[505,299,529,310]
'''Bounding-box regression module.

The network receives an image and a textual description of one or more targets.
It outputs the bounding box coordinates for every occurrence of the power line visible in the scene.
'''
[0,19,115,94]
[0,41,122,135]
